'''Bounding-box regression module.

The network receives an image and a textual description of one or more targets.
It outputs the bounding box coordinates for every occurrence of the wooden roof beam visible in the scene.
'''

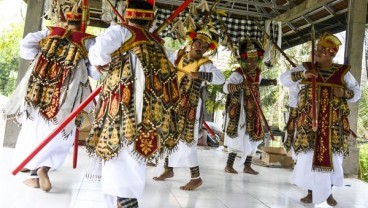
[273,0,334,22]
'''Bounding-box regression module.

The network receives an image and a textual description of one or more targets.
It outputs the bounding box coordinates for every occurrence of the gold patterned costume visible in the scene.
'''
[86,24,180,161]
[176,54,212,145]
[26,27,95,121]
[225,67,264,141]
[294,62,351,171]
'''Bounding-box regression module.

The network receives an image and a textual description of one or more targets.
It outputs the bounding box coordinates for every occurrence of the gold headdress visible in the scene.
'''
[64,0,89,23]
[317,32,342,55]
[186,23,219,54]
[238,38,264,60]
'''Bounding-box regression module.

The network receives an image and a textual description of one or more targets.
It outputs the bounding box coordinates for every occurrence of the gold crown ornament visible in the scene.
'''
[317,32,342,55]
[238,38,264,60]
[186,24,219,53]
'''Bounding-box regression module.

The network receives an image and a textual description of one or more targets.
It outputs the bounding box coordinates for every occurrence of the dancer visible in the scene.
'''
[280,32,361,206]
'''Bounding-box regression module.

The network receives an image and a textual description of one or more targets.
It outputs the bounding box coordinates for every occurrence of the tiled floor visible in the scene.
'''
[1,144,368,208]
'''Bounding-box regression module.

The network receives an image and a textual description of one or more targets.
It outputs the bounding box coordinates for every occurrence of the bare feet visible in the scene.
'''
[180,178,203,190]
[37,167,52,192]
[327,194,337,206]
[23,178,40,188]
[243,165,259,175]
[153,169,174,181]
[300,192,312,203]
[224,165,238,174]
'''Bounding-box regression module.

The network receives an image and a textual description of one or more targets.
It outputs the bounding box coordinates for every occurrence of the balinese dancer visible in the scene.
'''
[2,4,97,192]
[153,24,225,191]
[280,32,361,206]
[85,0,179,207]
[223,38,277,175]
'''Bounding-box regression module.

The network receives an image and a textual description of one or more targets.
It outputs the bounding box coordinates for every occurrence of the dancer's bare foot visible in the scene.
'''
[224,165,238,174]
[243,165,259,175]
[300,192,312,203]
[327,194,337,206]
[180,178,203,190]
[23,178,40,188]
[153,169,174,181]
[37,167,52,192]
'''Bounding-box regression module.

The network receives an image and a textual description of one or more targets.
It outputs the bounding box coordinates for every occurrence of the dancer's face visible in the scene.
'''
[189,39,209,60]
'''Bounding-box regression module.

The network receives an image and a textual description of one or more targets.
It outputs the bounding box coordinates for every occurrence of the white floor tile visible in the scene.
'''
[1,145,368,208]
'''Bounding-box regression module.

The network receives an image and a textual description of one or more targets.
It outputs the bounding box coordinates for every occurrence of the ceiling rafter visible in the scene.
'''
[273,0,335,22]
[85,0,360,50]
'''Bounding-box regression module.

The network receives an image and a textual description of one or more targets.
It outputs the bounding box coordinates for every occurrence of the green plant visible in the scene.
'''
[358,143,368,182]
[0,21,24,96]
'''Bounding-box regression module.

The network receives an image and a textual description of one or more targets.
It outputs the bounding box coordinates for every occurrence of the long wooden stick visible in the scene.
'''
[12,86,102,175]
[106,0,126,24]
[242,73,275,141]
[203,121,216,137]
[311,25,317,132]
[73,129,79,169]
[80,0,88,32]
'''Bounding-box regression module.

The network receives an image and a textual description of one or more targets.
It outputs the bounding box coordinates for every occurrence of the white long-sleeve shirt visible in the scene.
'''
[279,64,361,103]
[166,50,225,85]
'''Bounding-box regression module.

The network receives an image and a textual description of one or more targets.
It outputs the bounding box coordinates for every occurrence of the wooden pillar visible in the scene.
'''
[3,0,45,147]
[343,0,367,176]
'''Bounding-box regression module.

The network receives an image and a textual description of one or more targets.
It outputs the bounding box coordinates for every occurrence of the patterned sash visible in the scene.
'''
[25,27,94,120]
[86,25,179,161]
[176,55,211,145]
[226,68,264,141]
[295,62,350,171]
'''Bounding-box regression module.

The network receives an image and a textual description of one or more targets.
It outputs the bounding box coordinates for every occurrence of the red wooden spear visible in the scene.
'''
[203,121,216,137]
[12,86,102,175]
[73,128,79,169]
[80,0,88,32]
[106,0,126,24]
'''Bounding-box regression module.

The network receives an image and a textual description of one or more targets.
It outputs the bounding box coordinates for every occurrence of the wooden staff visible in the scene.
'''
[72,0,89,169]
[12,86,102,175]
[311,25,317,131]
[80,0,88,32]
[106,0,126,24]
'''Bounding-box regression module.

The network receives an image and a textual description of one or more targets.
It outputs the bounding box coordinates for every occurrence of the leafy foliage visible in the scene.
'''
[0,21,24,96]
[359,142,368,182]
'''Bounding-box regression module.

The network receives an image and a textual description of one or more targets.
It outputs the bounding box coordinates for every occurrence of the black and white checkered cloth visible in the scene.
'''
[154,8,279,48]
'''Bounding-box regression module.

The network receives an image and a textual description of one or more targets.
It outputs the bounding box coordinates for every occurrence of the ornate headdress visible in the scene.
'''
[63,0,89,23]
[65,9,83,22]
[125,0,155,21]
[317,32,342,55]
[238,38,264,60]
[186,23,219,54]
